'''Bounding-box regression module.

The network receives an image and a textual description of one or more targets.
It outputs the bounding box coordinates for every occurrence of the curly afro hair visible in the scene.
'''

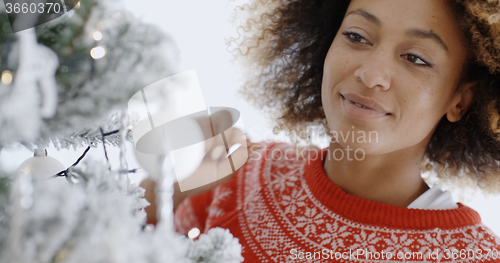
[228,0,500,194]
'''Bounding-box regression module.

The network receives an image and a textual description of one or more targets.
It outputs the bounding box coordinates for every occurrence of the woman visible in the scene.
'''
[157,0,500,261]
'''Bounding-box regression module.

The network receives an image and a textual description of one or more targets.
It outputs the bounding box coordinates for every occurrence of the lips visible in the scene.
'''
[340,93,391,115]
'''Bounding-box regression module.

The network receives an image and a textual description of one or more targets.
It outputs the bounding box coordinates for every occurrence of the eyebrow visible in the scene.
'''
[346,9,381,27]
[346,8,449,53]
[405,28,449,52]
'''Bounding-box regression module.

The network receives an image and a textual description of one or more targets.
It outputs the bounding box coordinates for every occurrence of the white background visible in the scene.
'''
[0,0,499,234]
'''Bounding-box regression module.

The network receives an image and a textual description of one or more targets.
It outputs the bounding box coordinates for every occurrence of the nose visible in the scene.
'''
[354,54,392,91]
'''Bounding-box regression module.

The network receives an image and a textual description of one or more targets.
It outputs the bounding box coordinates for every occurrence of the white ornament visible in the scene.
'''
[12,149,67,210]
[15,149,66,180]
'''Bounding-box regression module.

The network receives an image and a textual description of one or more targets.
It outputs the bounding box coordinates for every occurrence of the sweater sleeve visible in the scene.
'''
[173,188,215,235]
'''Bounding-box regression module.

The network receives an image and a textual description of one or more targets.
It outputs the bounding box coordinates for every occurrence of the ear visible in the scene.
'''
[446,81,476,122]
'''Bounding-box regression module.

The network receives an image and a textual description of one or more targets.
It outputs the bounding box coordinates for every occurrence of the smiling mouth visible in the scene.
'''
[340,94,391,115]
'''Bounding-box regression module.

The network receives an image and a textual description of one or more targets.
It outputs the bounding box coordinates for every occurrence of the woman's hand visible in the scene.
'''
[140,136,261,224]
[140,110,262,224]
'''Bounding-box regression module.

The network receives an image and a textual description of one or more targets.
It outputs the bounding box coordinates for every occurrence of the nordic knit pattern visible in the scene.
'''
[174,141,500,262]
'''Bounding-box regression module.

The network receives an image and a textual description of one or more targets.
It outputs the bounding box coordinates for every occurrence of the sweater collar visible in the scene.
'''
[303,147,482,229]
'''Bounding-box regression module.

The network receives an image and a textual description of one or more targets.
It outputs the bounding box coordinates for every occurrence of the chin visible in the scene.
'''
[328,120,380,141]
[329,141,385,160]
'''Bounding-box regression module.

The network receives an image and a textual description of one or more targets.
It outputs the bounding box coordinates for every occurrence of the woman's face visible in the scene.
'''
[321,0,469,155]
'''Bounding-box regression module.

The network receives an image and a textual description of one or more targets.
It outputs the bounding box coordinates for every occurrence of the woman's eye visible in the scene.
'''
[342,31,371,45]
[401,54,432,67]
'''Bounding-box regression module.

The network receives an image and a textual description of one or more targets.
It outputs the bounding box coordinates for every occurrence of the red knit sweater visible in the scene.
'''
[174,141,500,262]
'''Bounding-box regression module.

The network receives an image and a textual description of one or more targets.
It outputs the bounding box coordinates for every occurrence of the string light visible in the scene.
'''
[1,70,13,85]
[53,128,141,178]
[90,46,106,59]
[188,227,201,239]
[127,124,133,130]
[100,127,111,170]
[93,31,103,41]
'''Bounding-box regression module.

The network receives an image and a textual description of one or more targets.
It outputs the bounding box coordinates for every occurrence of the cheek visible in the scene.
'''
[394,83,450,138]
[323,40,352,82]
[400,81,451,120]
[322,49,339,89]
[321,47,337,109]
[322,44,351,102]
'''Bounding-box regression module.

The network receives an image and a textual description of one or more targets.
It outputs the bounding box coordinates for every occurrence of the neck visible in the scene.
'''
[323,141,430,207]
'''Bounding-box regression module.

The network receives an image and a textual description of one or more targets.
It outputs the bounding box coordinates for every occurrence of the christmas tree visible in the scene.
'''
[0,0,244,262]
